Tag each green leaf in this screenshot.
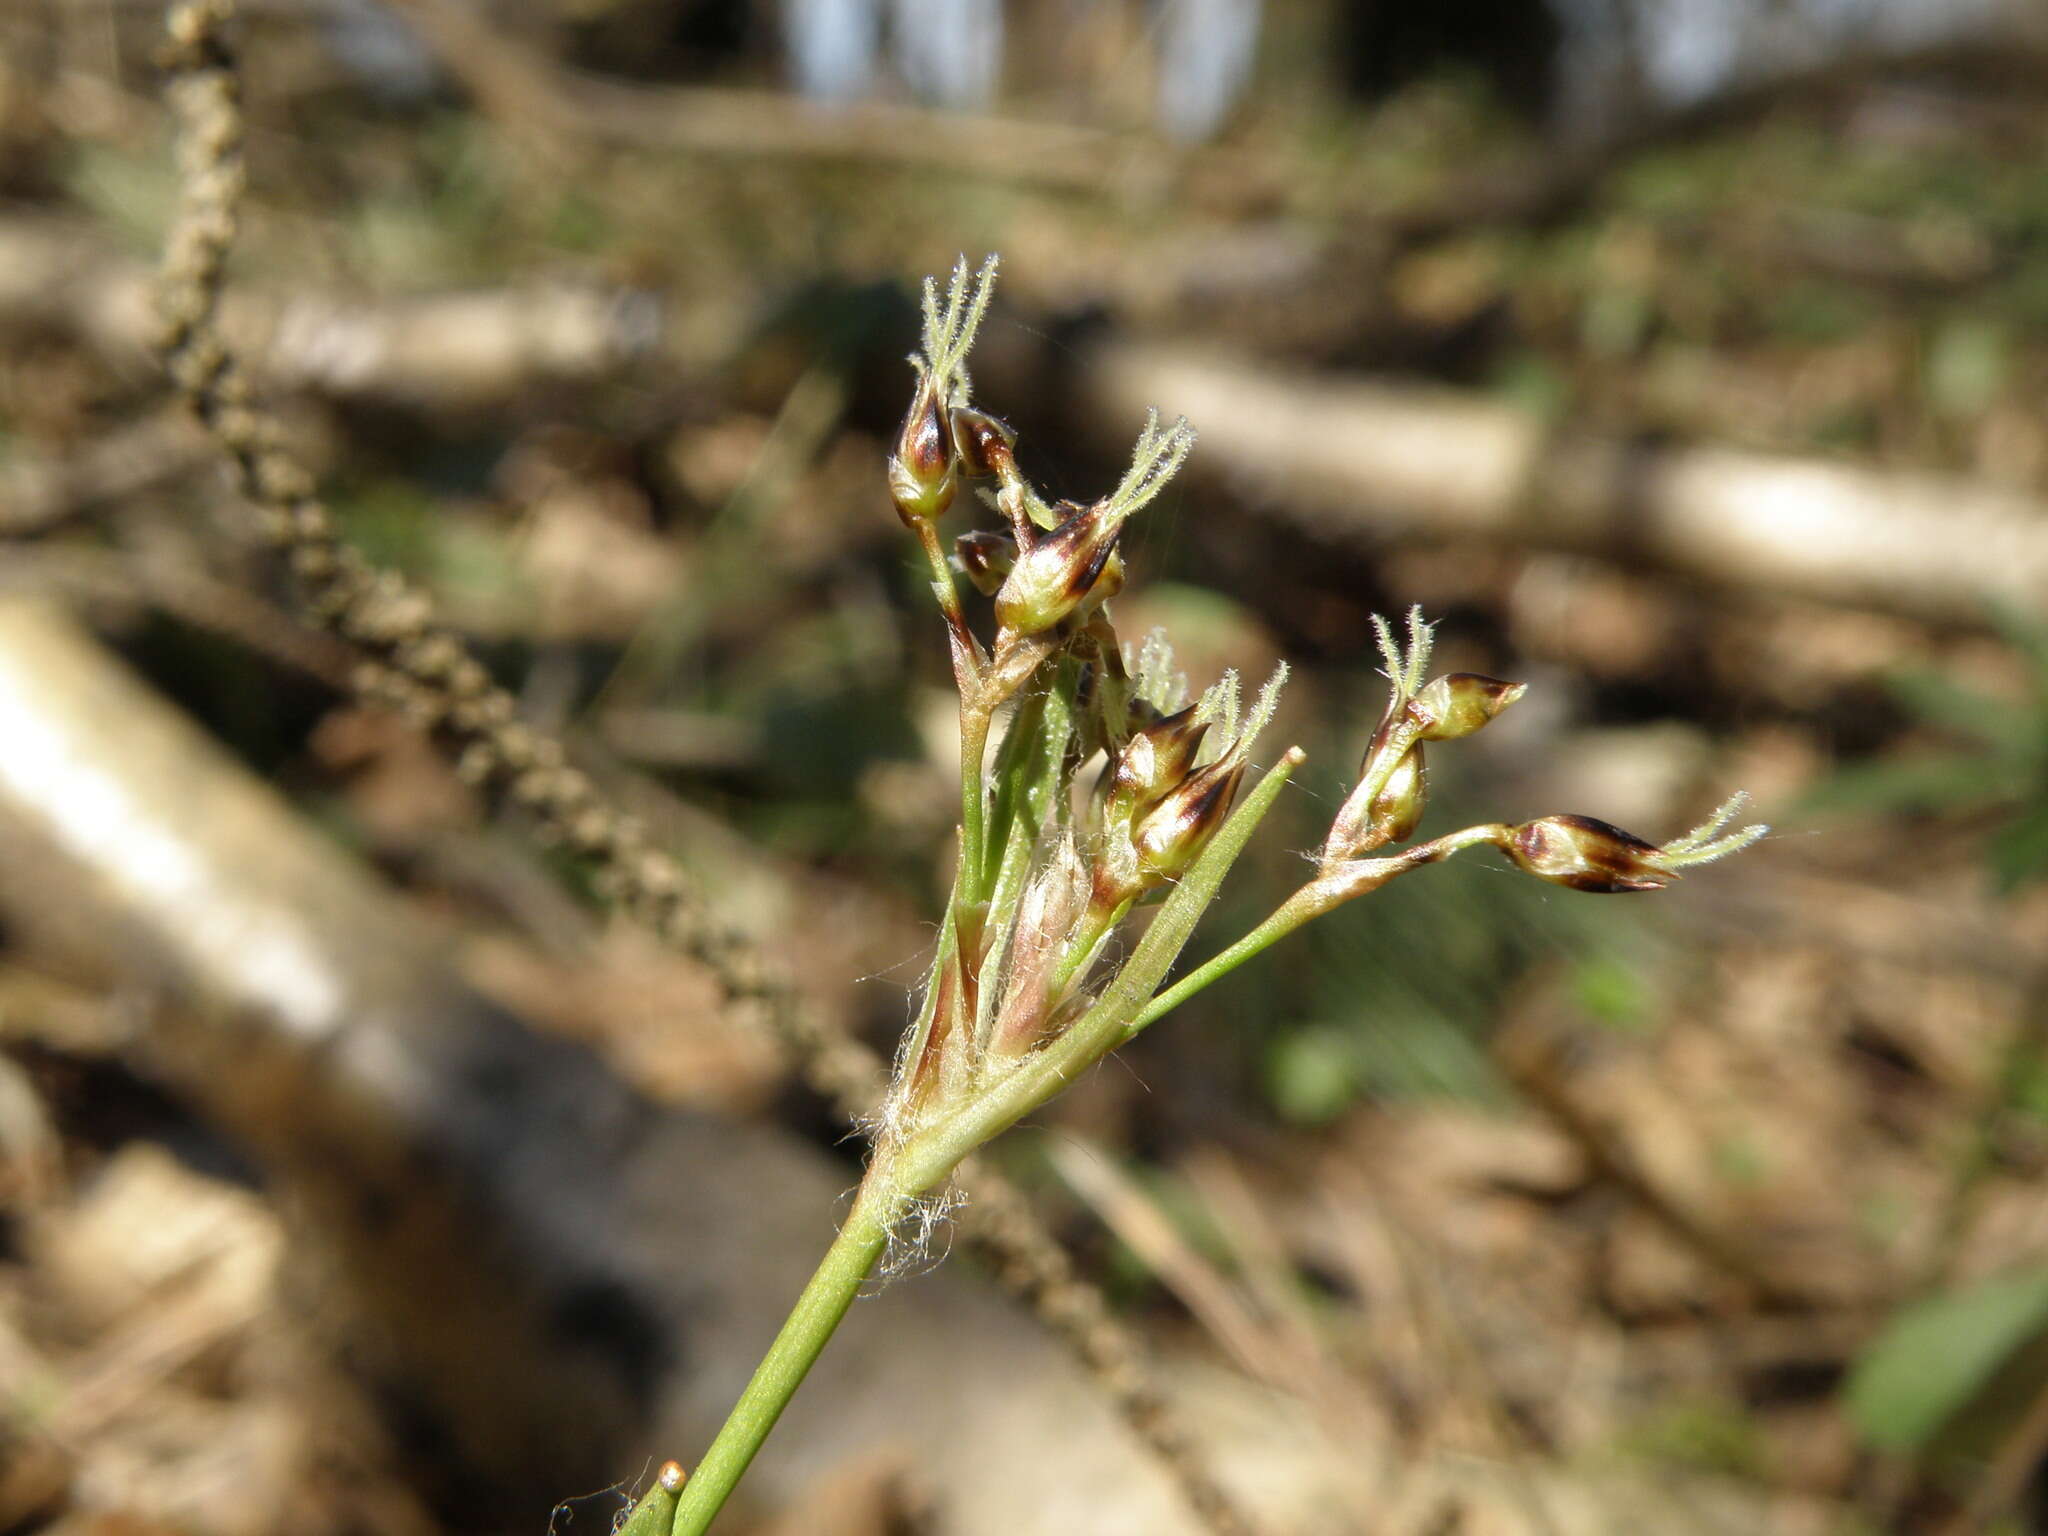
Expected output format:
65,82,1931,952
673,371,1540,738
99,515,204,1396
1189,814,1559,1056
1572,954,1653,1032
1845,1267,2048,1452
1987,605,2048,707
1883,670,2034,755
1925,317,2010,419
1988,796,2048,893
1799,753,2021,818
2006,1045,2048,1124
1264,1027,1358,1127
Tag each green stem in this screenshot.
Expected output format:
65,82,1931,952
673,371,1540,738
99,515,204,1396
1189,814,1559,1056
911,522,990,897
912,516,968,636
954,636,1064,918
979,690,1043,885
669,1184,897,1536
1124,884,1327,1039
1127,820,1511,1040
668,753,1305,1531
957,701,993,910
619,1463,685,1536
667,738,1309,1534
894,749,1304,1196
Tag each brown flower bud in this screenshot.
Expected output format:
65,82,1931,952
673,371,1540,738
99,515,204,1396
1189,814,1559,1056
887,377,955,525
951,406,1016,479
993,501,1120,636
1406,674,1525,742
1133,755,1245,886
1506,814,1671,893
954,529,1017,596
1109,706,1211,819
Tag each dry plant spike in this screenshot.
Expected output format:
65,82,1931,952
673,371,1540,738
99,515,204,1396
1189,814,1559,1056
151,6,1245,1532
156,0,872,1115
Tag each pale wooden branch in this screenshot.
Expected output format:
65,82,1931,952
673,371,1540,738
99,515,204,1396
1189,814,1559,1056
0,598,1266,1535
1086,340,2048,626
0,219,657,407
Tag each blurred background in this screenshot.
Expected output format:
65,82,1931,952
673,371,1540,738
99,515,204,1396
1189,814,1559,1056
4,0,2048,1531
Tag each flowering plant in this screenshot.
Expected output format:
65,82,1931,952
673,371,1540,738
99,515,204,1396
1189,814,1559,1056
648,258,1767,1533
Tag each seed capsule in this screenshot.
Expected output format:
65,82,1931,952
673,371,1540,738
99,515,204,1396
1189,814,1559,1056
1132,755,1246,886
887,377,956,525
954,529,1017,595
1109,705,1211,819
951,406,1017,479
993,501,1120,636
1506,814,1671,893
1367,745,1427,845
1406,674,1525,742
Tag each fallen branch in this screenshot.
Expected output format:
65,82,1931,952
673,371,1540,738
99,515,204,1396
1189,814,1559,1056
0,597,1261,1533
0,219,657,408
1087,341,2048,626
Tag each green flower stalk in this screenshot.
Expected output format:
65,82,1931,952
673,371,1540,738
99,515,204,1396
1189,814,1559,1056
662,260,1770,1533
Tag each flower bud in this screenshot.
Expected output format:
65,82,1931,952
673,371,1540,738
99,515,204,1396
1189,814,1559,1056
993,501,1120,636
1406,674,1525,741
953,529,1017,596
1368,744,1427,844
1109,706,1210,823
1506,814,1671,893
887,377,955,525
1132,755,1245,886
951,406,1016,479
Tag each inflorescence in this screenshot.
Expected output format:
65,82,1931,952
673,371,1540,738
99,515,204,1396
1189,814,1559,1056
873,256,1769,1167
